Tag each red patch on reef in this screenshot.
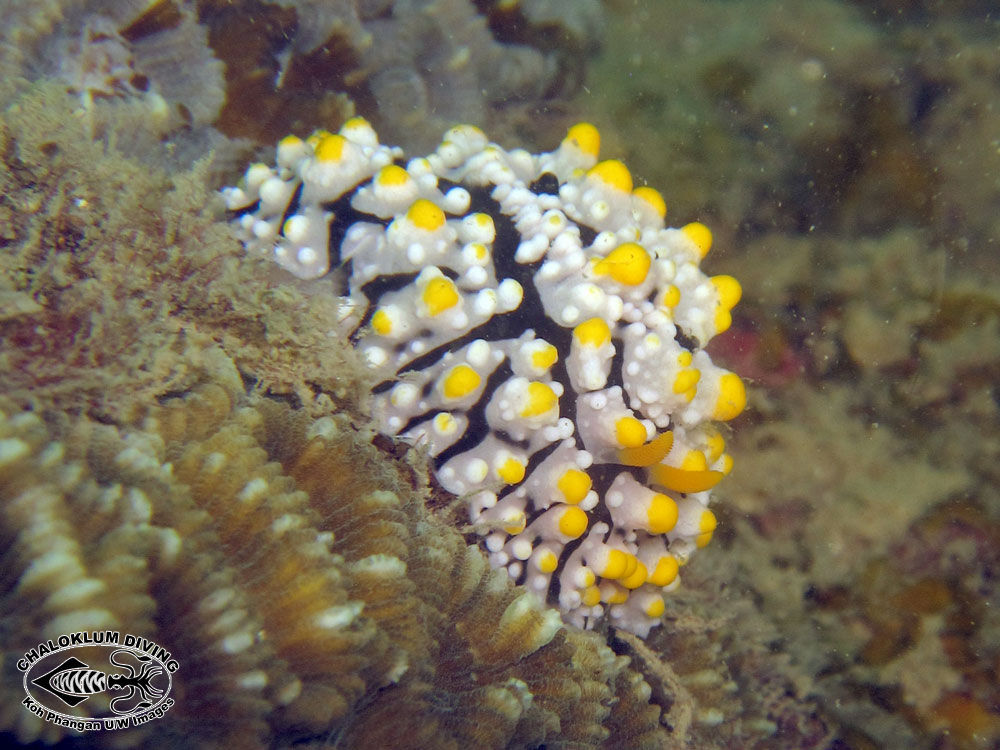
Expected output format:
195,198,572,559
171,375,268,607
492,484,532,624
707,317,806,389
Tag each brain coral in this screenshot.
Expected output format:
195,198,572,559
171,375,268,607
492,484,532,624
0,374,672,748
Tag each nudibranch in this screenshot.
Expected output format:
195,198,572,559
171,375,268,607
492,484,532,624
223,118,746,636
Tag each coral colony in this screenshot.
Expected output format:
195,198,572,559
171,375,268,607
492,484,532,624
224,119,745,636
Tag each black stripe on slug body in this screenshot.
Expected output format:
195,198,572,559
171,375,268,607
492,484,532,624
324,186,389,270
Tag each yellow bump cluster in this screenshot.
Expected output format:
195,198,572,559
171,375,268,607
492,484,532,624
600,549,632,579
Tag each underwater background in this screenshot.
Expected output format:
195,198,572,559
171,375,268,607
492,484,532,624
1,0,998,748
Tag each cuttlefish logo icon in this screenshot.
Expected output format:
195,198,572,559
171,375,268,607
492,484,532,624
31,650,164,711
18,630,177,732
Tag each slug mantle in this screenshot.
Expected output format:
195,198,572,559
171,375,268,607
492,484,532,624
223,119,746,636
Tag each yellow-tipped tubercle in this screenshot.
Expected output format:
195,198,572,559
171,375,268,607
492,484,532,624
423,276,459,316
601,549,629,579
593,243,651,286
537,549,559,574
573,318,612,348
557,469,591,504
314,133,346,162
621,561,648,589
442,364,481,399
565,122,601,158
497,457,526,484
582,585,602,607
672,368,701,395
614,416,648,448
521,382,558,417
681,450,708,472
645,596,666,618
371,309,393,335
704,431,726,463
711,274,742,334
530,343,558,371
646,493,679,534
587,160,633,193
661,284,681,310
648,556,679,587
376,164,411,186
603,584,629,605
695,509,718,548
502,511,526,535
408,198,446,231
633,185,667,219
712,373,746,421
681,221,712,258
557,505,588,538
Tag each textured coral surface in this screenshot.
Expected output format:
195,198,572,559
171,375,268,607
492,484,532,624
0,380,672,748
